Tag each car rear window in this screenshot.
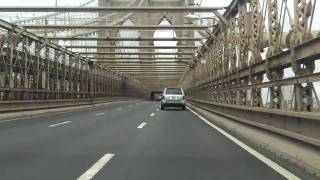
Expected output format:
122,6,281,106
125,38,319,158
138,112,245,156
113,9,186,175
165,88,182,95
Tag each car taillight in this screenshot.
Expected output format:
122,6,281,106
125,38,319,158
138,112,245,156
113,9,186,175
182,96,186,100
161,95,164,99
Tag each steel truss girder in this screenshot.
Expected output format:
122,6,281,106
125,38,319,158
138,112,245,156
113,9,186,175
47,37,204,41
197,37,320,88
0,6,225,12
97,61,189,64
0,19,148,100
112,67,186,69
80,52,194,55
108,66,187,68
183,0,320,114
66,46,198,49
92,57,192,60
21,25,210,31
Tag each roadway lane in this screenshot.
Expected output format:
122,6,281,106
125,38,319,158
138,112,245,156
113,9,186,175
0,101,292,180
0,101,153,180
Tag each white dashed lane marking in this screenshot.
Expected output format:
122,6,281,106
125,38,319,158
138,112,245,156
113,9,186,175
150,113,155,117
48,121,71,127
77,153,115,180
137,122,147,129
95,113,105,116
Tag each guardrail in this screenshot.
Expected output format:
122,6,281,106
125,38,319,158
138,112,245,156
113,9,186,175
188,98,320,148
0,97,139,113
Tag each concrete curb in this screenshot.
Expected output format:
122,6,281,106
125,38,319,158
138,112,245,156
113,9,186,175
0,100,139,122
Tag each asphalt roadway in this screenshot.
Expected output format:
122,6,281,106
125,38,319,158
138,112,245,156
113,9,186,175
0,101,298,180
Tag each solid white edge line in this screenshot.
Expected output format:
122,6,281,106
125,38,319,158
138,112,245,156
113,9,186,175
0,115,48,123
77,153,115,180
137,122,147,129
187,107,301,180
48,121,71,127
150,113,155,117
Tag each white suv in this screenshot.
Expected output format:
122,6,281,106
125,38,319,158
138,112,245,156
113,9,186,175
160,87,186,110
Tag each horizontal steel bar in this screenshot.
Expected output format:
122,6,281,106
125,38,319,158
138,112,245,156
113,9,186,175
130,72,182,77
135,76,180,78
125,72,183,74
141,79,179,81
117,68,185,71
21,25,209,30
114,66,185,70
137,77,180,79
98,61,189,64
93,57,192,60
108,66,187,68
81,52,194,55
66,45,198,49
0,6,225,12
204,72,320,93
121,72,184,74
143,83,179,85
137,76,180,80
145,82,178,84
48,37,204,41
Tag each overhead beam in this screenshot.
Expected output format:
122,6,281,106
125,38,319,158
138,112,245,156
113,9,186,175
135,76,180,78
115,69,186,71
111,67,186,69
65,45,198,49
142,82,179,84
142,79,179,81
113,69,184,73
125,72,183,74
138,79,179,81
125,72,182,76
0,6,225,13
144,83,179,85
108,65,187,68
137,78,180,80
92,57,192,60
21,25,209,30
97,61,189,64
116,71,184,73
80,52,194,55
47,37,203,41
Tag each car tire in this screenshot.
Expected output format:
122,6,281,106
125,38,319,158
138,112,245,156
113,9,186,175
182,106,186,110
161,105,165,110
